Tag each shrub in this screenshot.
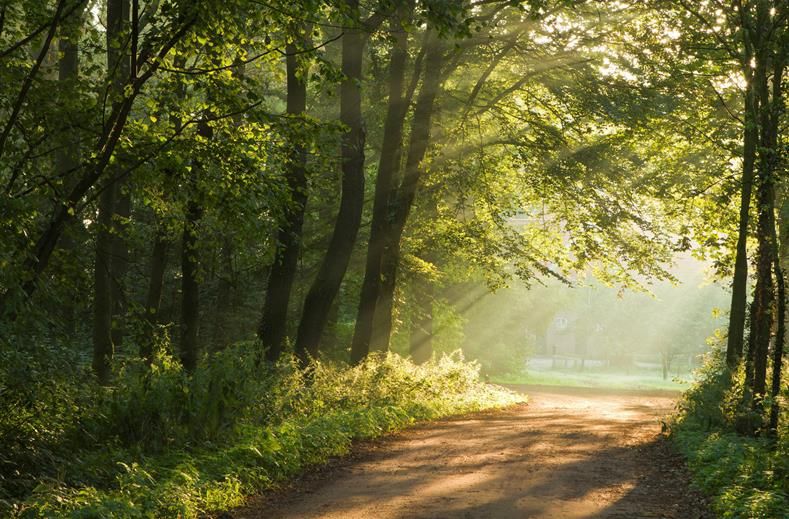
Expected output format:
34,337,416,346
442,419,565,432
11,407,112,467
4,346,521,518
670,345,789,518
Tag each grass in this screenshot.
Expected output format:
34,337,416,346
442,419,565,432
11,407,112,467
669,348,789,518
492,368,691,391
3,348,523,518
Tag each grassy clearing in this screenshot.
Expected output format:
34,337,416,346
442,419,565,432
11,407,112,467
3,347,522,518
492,368,690,391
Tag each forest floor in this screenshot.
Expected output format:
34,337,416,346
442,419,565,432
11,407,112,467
233,385,712,519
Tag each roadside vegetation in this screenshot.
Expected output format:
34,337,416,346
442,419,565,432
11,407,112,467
670,346,789,519
2,347,519,517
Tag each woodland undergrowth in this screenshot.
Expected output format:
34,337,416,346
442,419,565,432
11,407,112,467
670,344,789,518
0,341,521,518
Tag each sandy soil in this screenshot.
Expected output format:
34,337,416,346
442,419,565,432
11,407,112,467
234,385,712,519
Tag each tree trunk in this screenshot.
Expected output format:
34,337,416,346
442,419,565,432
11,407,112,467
92,0,130,383
110,182,131,348
726,78,758,369
743,27,784,424
259,38,309,362
371,248,400,352
769,201,785,435
748,186,775,412
179,119,211,372
359,33,444,360
56,4,83,334
350,7,411,364
180,197,202,372
750,49,782,412
212,238,234,351
140,227,168,362
92,184,116,384
762,49,786,433
294,2,367,361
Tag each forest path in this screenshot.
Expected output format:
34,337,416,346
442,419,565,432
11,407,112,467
235,386,711,519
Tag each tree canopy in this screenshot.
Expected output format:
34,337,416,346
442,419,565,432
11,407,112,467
0,0,787,516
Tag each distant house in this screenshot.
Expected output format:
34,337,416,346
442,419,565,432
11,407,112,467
545,310,577,356
542,310,607,362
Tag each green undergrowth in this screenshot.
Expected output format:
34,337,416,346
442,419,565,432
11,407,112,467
1,344,521,518
669,347,789,518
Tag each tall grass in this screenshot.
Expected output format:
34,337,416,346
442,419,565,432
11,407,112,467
2,344,521,518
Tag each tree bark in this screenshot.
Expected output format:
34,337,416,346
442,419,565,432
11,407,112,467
350,6,412,364
726,78,758,369
93,0,130,383
179,120,211,372
358,33,444,361
140,227,168,362
748,182,775,412
749,45,782,411
294,1,367,361
371,246,400,352
110,182,131,348
768,198,786,435
212,238,234,351
92,183,116,384
56,4,83,334
180,198,202,372
259,38,309,362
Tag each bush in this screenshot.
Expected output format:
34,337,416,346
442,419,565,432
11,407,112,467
670,345,789,518
3,346,521,518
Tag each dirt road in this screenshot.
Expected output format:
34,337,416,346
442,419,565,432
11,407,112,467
236,385,711,519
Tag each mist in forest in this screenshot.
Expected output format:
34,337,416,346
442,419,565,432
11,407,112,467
454,256,730,389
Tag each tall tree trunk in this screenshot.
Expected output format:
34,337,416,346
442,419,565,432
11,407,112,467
750,45,783,412
180,198,202,372
769,201,786,435
179,120,211,372
350,7,411,364
93,0,130,383
92,184,116,384
56,4,83,334
357,33,444,361
370,246,400,352
259,38,309,362
140,227,168,362
742,21,785,427
726,78,758,369
295,2,367,361
110,182,131,348
748,188,774,407
212,238,234,351
764,49,786,434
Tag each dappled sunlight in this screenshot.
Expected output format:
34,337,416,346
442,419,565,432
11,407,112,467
3,0,782,515
242,389,698,519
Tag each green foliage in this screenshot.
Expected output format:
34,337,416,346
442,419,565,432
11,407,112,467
670,346,789,518
3,345,520,518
